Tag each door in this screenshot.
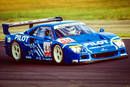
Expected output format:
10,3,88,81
26,26,54,61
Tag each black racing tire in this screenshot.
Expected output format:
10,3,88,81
11,41,24,63
52,44,64,64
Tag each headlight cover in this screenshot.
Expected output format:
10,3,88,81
69,45,82,53
112,39,125,48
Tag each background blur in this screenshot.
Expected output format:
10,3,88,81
0,0,130,39
0,0,130,21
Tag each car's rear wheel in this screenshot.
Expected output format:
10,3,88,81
53,45,64,64
11,41,23,62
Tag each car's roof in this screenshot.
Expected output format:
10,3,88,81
37,21,81,27
25,21,82,34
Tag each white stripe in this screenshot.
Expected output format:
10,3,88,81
85,47,92,53
35,50,40,57
111,37,119,50
62,44,70,48
37,44,44,57
36,47,44,57
31,43,43,57
37,44,44,54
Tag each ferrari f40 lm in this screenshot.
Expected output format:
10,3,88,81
2,17,128,64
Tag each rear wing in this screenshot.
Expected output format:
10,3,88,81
2,17,63,35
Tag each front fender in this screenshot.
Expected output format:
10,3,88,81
99,32,120,40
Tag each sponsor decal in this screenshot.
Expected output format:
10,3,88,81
24,43,52,60
26,56,32,59
101,48,108,52
57,38,75,44
24,43,44,57
15,35,29,42
89,45,109,49
84,40,108,46
44,42,51,57
69,45,82,48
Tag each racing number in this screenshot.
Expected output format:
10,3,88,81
59,38,75,44
44,42,51,57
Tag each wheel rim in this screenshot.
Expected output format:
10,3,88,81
53,45,63,63
12,42,21,60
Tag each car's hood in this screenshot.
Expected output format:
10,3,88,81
56,33,117,54
68,33,102,42
57,33,107,44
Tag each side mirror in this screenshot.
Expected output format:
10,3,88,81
44,36,51,40
99,28,104,32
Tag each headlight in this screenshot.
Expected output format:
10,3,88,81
112,39,125,48
69,45,82,53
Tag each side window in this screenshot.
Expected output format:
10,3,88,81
33,28,39,36
31,26,54,39
29,28,37,36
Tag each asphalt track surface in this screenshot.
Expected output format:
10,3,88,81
0,40,129,87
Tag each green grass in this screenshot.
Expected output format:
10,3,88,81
117,33,130,37
0,8,130,21
0,0,130,21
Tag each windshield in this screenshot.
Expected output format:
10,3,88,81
54,23,96,38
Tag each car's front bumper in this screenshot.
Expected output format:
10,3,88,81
72,53,128,63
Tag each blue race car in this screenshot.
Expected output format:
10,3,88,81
2,17,128,64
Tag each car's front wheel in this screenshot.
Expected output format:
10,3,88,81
53,45,64,64
11,41,23,62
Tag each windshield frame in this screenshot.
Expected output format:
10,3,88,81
54,22,96,38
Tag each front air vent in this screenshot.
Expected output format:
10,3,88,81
91,51,118,58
